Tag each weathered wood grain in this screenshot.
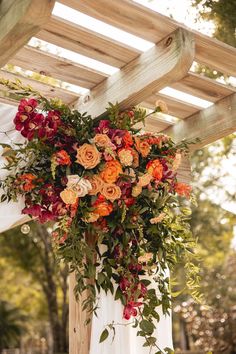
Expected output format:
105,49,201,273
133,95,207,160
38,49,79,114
0,0,55,67
75,29,195,117
10,46,108,89
61,0,236,76
0,70,78,104
163,93,236,150
38,16,139,68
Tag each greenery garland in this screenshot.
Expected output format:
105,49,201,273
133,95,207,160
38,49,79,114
0,79,200,354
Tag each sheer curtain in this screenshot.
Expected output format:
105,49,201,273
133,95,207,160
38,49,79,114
0,102,173,352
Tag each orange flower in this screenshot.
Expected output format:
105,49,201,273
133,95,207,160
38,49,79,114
93,195,113,216
76,144,101,169
60,189,78,204
18,173,37,192
174,182,192,198
146,159,163,180
135,137,151,157
100,160,122,183
123,131,133,147
93,133,112,148
87,175,104,195
101,183,121,202
54,150,71,165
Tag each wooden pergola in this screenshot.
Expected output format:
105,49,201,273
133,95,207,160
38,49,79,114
0,1,236,353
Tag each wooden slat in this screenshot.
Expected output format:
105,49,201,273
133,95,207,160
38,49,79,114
171,72,236,103
38,16,139,68
0,0,55,67
10,46,108,89
62,0,236,76
76,29,195,117
143,94,200,119
0,70,78,104
135,114,172,133
164,93,236,150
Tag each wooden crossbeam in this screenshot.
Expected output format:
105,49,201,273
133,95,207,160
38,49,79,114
164,93,236,150
63,0,236,76
0,0,55,68
76,28,195,117
38,16,139,68
10,46,107,89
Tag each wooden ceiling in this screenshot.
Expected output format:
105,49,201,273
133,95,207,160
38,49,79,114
0,0,235,145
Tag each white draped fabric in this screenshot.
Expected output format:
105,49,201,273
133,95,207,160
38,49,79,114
0,102,173,352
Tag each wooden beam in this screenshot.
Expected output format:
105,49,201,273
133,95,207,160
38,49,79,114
0,0,55,67
0,70,78,104
163,93,236,150
171,72,236,103
10,46,107,89
38,16,139,68
76,28,195,116
61,0,236,76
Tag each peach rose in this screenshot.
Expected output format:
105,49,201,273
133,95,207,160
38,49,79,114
101,183,121,202
150,213,166,224
146,159,163,180
93,134,112,148
135,137,151,157
118,148,133,166
155,99,169,114
100,160,122,183
87,175,104,195
132,184,142,197
138,173,153,187
83,212,100,223
76,144,101,169
60,189,78,205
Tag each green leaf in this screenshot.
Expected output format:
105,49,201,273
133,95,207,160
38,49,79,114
99,328,109,343
140,319,154,335
97,272,106,286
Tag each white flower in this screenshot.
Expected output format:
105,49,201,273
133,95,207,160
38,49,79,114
66,175,92,197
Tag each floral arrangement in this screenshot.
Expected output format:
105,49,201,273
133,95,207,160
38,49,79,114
0,79,198,354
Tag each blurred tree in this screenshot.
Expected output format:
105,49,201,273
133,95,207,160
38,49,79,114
0,300,25,352
0,222,69,354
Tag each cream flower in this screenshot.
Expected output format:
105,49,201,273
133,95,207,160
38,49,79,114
67,175,92,197
118,148,133,166
82,212,100,223
138,173,153,187
60,189,78,205
132,184,142,197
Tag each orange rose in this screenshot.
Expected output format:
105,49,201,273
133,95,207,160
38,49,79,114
118,148,133,166
100,160,122,183
146,159,163,180
87,175,104,195
138,173,153,187
93,195,113,217
76,144,101,169
174,182,192,198
101,183,121,202
60,189,78,204
135,137,151,157
123,131,133,147
93,134,112,148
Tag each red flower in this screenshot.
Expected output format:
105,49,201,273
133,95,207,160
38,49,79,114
120,277,130,292
123,131,133,147
123,196,135,207
21,113,44,140
123,302,142,320
18,98,38,113
22,204,42,217
38,110,61,139
17,173,37,192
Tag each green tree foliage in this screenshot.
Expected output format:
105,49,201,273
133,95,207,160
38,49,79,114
0,222,69,354
0,301,25,351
